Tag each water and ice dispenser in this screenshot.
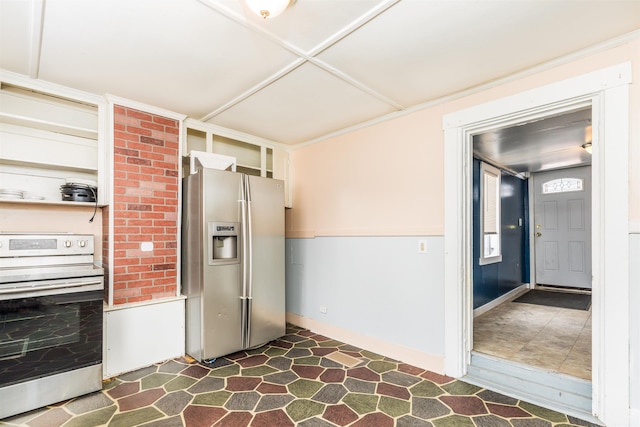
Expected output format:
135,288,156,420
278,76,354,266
208,222,239,265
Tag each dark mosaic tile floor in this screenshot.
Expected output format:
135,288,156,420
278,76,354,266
1,324,600,427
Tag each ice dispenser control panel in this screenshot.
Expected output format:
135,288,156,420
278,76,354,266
208,222,239,265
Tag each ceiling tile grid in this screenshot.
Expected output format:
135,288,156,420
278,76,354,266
0,0,639,145
209,61,398,143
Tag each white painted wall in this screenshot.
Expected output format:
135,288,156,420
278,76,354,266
103,298,185,378
285,236,445,372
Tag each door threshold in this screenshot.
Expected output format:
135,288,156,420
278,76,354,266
534,284,592,295
465,352,602,425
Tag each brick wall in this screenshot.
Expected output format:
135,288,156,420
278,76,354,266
109,105,179,305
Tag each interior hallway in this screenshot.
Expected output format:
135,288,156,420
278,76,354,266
473,300,592,381
0,324,598,427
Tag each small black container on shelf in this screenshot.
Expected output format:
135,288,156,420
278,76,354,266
60,183,97,203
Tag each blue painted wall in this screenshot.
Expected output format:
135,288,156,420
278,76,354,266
472,159,528,309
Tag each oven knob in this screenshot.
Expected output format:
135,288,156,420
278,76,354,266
64,240,72,248
79,240,86,248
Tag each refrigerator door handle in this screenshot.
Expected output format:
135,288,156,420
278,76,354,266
246,178,253,299
245,176,254,347
240,175,249,348
246,296,252,347
240,296,248,348
240,178,248,296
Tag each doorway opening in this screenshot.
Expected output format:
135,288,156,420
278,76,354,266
470,109,594,417
443,63,631,425
471,107,593,377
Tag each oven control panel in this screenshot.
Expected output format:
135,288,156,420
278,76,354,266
0,233,95,257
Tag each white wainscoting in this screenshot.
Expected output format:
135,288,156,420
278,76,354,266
285,236,445,370
103,297,185,378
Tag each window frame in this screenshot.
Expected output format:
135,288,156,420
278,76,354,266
479,162,502,265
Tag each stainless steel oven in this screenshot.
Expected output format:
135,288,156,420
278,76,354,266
0,233,104,419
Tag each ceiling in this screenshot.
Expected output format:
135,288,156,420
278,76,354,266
474,107,593,174
1,0,639,148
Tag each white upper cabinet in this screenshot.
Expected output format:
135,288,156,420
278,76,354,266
183,119,291,207
0,80,106,205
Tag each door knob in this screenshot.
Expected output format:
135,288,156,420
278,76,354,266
536,232,542,237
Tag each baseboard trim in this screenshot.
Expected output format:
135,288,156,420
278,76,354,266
286,312,445,374
473,284,529,318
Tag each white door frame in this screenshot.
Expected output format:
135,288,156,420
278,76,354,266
443,62,631,425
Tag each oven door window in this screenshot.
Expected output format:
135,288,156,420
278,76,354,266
0,290,103,388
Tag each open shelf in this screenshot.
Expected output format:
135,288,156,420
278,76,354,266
0,80,104,205
0,157,98,174
0,112,98,139
0,198,105,208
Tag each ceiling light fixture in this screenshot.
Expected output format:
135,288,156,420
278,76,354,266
244,0,290,19
582,125,592,154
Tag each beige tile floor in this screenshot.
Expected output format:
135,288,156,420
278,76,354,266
473,300,592,381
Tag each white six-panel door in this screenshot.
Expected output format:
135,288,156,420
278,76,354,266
533,166,591,289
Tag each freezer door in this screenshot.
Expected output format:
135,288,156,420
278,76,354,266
183,173,206,360
246,175,286,348
200,168,244,360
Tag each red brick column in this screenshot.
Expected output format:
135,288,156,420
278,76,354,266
109,105,180,305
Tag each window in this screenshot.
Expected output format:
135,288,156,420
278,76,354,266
542,178,583,194
479,162,502,265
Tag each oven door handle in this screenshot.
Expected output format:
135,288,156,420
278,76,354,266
0,279,103,299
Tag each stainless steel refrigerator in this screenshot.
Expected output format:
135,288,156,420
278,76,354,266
182,167,285,362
